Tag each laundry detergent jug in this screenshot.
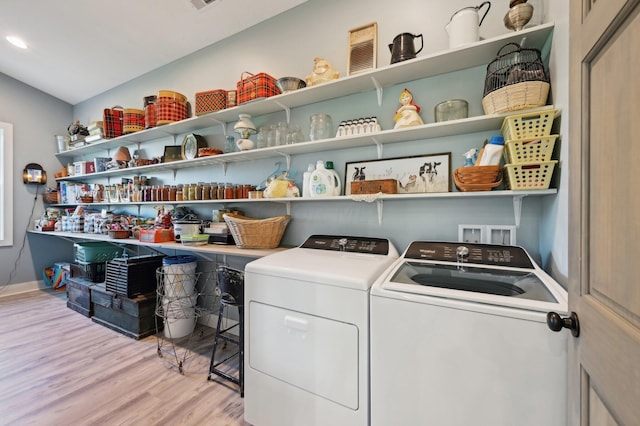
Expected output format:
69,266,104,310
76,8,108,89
309,160,341,197
446,1,491,49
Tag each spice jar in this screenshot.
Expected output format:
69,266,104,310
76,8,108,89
224,183,235,199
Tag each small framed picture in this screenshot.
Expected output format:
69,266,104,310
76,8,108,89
163,146,183,163
345,152,451,195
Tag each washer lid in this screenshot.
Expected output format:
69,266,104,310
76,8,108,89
391,261,556,303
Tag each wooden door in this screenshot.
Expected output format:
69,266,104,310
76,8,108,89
569,0,640,424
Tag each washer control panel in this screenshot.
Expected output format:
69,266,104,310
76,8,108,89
300,235,390,255
404,241,534,269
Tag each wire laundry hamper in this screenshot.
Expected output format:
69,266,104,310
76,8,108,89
482,43,550,114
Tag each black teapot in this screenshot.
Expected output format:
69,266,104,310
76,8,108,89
389,33,424,64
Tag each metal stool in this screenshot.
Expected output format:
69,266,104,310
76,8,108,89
207,266,244,397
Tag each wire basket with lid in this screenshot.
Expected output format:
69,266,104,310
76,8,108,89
482,42,550,114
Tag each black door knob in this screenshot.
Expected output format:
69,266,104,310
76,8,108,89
546,311,580,337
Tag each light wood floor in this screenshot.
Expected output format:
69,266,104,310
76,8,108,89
0,289,249,426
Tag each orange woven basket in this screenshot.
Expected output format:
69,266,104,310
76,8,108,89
453,166,503,192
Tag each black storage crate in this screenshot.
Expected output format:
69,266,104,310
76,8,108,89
71,261,106,283
66,276,97,317
91,283,159,339
105,254,164,298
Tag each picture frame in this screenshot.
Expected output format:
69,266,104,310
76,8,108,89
163,145,183,163
345,152,451,195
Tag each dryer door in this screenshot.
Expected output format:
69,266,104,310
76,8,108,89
248,301,359,409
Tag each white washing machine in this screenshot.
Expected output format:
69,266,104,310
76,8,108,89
370,241,568,426
244,235,399,426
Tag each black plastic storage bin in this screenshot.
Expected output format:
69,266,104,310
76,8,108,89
105,254,165,297
91,283,159,339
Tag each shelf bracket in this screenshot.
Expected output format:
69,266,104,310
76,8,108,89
377,199,383,225
513,195,525,228
222,162,228,176
371,76,383,107
286,201,291,216
274,100,291,124
372,137,383,159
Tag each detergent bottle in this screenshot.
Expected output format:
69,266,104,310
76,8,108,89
302,163,315,197
325,161,342,195
309,160,341,197
478,135,505,166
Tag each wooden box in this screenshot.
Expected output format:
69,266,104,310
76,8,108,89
66,276,97,317
350,179,398,194
91,284,159,339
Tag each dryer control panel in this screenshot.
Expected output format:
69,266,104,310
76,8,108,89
300,235,391,255
404,241,534,269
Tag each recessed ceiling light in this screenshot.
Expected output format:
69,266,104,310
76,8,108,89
6,36,28,49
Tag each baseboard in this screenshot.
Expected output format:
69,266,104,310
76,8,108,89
0,280,51,298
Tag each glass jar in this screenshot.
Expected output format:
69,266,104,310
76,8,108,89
196,182,204,200
256,127,268,149
267,124,277,147
217,183,225,200
224,183,235,199
210,182,218,199
275,122,288,146
202,183,211,200
176,185,183,201
309,113,333,141
187,184,196,201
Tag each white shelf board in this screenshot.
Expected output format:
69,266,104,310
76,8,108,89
56,23,554,160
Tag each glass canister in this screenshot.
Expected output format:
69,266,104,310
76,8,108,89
309,113,333,141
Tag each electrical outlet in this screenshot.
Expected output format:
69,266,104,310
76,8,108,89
458,225,484,244
486,225,516,245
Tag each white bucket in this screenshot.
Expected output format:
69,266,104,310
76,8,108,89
163,316,197,339
161,255,198,338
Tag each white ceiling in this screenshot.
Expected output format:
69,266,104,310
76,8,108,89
0,0,307,105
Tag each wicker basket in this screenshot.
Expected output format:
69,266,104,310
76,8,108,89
223,213,291,249
453,166,503,192
482,43,550,114
482,81,550,114
42,191,59,204
108,230,131,239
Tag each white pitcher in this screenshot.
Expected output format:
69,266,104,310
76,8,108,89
446,1,491,49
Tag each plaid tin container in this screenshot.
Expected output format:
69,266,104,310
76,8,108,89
236,72,280,104
123,108,145,133
195,89,227,116
143,95,157,128
156,90,188,125
102,107,124,139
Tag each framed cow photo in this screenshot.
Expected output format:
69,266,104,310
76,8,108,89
345,152,451,195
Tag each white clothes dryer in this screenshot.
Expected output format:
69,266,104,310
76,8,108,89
244,235,399,426
370,241,568,426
